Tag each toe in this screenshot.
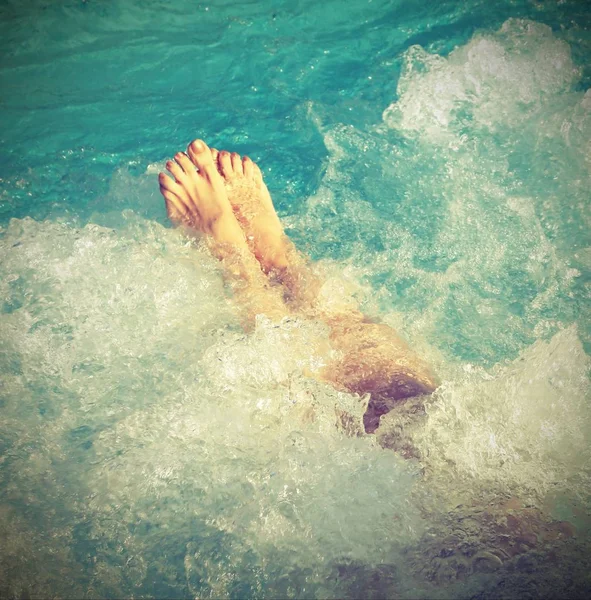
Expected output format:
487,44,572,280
158,171,178,192
166,159,185,183
210,148,223,175
218,150,234,180
187,139,217,179
252,163,264,188
159,173,190,221
242,155,254,178
174,152,195,176
231,152,243,176
159,172,192,207
164,195,186,224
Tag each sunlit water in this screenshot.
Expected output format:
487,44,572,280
1,1,590,598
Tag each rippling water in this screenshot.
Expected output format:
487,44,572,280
1,1,590,598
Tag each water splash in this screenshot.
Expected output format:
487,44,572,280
1,15,590,600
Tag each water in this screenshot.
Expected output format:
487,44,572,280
1,0,590,598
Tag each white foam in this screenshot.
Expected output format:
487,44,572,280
411,326,591,502
384,19,581,140
0,215,422,597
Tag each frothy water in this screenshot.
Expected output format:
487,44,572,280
1,15,590,600
0,215,422,598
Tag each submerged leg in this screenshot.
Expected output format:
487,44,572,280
320,313,439,432
204,147,439,417
162,140,439,431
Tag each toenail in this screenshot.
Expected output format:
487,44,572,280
192,140,205,152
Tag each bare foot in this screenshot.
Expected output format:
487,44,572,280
188,146,290,273
158,140,248,252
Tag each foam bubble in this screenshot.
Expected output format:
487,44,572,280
0,215,422,598
406,326,591,501
384,19,581,140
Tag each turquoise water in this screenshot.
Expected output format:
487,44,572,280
1,0,590,598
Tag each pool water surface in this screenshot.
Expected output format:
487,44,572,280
0,0,590,598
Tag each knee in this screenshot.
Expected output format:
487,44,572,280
333,345,439,401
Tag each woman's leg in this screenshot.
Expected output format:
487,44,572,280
318,312,438,431
200,146,439,409
160,139,439,431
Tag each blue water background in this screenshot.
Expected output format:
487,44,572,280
2,0,590,363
